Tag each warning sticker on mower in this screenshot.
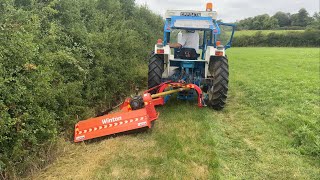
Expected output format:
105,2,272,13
138,122,147,127
76,135,85,141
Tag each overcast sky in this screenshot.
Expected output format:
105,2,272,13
135,0,320,22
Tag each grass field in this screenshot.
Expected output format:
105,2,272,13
30,48,319,179
232,30,305,37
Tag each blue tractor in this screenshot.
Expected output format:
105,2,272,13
148,4,235,110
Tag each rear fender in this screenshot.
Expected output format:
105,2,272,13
154,44,171,78
204,46,225,77
154,44,171,56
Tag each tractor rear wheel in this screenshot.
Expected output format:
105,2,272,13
148,54,164,94
207,56,229,110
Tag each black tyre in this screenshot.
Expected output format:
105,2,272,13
148,54,164,94
206,56,229,110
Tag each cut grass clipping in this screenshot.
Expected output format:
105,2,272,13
31,47,319,179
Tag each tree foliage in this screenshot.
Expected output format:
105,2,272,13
236,14,279,30
0,0,163,178
307,12,320,30
237,8,319,30
273,12,291,27
233,30,320,47
291,8,312,27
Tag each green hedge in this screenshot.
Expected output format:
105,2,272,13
233,30,320,47
0,0,163,178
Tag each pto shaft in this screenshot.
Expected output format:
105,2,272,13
151,87,190,99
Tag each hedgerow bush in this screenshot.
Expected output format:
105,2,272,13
0,0,163,178
233,30,320,47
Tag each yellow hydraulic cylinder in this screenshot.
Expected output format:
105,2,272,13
151,87,190,99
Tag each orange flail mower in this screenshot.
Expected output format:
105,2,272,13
74,82,203,142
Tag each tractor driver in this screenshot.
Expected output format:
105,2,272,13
169,30,200,57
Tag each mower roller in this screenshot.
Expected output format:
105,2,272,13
74,3,235,143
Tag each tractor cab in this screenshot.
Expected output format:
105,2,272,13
160,4,235,58
153,3,235,84
164,9,221,60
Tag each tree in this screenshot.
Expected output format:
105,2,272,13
273,11,291,27
236,14,279,30
236,17,253,30
291,8,312,27
313,12,320,21
307,12,320,29
250,14,279,30
264,17,279,29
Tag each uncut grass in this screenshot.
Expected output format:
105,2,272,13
231,30,305,37
214,47,320,179
229,47,319,135
30,48,319,179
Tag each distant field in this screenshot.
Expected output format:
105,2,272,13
232,30,305,37
31,48,319,179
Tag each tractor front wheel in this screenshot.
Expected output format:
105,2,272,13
206,56,229,110
148,54,164,94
